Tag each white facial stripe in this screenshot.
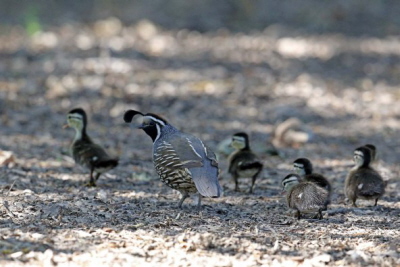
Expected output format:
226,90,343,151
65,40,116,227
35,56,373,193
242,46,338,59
154,124,161,143
145,116,165,126
283,175,299,187
285,176,299,183
293,163,304,169
354,151,364,157
233,136,245,143
69,114,83,120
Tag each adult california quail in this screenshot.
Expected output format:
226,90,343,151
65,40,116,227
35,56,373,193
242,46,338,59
228,132,263,193
345,146,385,207
282,174,329,220
65,108,118,186
124,110,222,208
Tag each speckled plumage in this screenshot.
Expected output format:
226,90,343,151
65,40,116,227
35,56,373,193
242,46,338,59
228,132,263,193
293,158,332,195
345,146,385,207
124,110,222,208
282,174,329,219
67,108,118,186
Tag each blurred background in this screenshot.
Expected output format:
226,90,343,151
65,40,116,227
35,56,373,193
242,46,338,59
0,0,399,165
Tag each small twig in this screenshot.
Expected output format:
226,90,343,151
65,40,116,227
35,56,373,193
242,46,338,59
2,200,15,218
6,180,16,196
259,224,281,254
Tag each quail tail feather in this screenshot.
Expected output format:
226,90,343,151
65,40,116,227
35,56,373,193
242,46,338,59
190,160,222,197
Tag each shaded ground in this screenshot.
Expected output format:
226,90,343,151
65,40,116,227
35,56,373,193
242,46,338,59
1,2,400,266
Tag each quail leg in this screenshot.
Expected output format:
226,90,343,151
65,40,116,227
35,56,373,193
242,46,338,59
249,171,261,194
197,193,202,210
177,193,189,209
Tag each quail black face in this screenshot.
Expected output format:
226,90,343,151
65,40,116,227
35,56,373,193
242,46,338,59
354,146,371,167
293,158,312,176
124,110,168,142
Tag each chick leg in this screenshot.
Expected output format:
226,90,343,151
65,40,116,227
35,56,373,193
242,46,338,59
234,175,239,192
86,167,96,187
295,210,301,220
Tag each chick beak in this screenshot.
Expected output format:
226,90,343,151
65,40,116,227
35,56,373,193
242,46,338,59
62,124,69,129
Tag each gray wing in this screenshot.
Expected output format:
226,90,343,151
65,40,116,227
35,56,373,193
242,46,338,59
168,133,222,197
166,134,204,168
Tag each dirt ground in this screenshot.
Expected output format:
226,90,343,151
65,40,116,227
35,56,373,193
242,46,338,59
1,2,400,266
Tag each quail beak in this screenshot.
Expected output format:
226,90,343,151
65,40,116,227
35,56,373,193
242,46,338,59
128,122,144,129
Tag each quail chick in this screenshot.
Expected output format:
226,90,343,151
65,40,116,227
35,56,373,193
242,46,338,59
124,110,222,208
293,158,332,195
282,174,329,219
228,132,263,193
66,108,118,187
345,146,385,207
